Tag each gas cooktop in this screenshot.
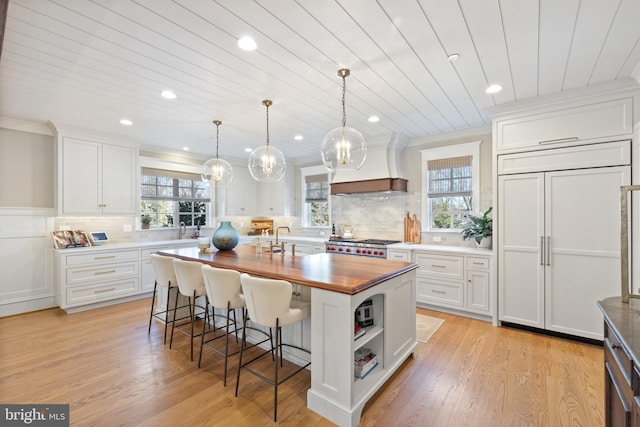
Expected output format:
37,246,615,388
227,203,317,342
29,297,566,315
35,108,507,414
327,238,401,245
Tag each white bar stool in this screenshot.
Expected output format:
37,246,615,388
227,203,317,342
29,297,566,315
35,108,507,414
199,265,246,386
236,273,311,422
148,254,180,344
170,258,208,361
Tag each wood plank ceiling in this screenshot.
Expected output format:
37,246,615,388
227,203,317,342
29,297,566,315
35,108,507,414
1,0,639,164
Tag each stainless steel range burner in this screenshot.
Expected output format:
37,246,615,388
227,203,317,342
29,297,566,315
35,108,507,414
325,238,401,258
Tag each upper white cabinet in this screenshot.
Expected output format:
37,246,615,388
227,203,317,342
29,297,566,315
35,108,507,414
494,97,632,154
220,165,289,216
257,181,285,215
224,166,257,215
60,137,137,215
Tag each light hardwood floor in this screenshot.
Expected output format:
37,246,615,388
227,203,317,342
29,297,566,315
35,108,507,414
0,299,604,426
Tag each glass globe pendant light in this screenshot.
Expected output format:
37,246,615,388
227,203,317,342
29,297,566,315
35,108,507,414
321,68,367,172
202,120,234,186
248,99,286,182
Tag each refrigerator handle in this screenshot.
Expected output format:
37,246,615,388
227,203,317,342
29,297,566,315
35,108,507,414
546,237,551,266
540,236,545,266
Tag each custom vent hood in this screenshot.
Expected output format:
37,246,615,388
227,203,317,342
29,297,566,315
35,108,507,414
330,133,408,195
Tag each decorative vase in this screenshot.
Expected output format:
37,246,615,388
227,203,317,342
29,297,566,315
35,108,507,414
212,221,239,251
475,236,492,249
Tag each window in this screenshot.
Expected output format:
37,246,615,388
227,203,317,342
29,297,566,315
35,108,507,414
421,142,480,231
140,168,210,228
301,166,330,227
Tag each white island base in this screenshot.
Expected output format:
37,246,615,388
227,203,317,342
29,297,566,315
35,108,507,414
307,270,417,427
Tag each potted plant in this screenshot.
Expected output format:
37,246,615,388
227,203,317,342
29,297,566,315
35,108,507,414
460,207,492,248
141,215,152,230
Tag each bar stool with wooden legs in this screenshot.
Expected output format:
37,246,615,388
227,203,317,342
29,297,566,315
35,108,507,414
199,265,246,386
236,273,311,422
170,258,208,361
148,254,181,344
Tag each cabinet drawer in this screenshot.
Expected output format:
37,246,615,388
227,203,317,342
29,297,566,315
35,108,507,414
416,277,463,307
66,278,138,305
66,250,139,266
67,261,139,286
414,252,463,280
606,326,633,387
387,250,410,262
466,257,490,269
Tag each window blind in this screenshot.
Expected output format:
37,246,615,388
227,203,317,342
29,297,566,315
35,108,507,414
305,174,329,202
427,155,472,198
141,167,210,202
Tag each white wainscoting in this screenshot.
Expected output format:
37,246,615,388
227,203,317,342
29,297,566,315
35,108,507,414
0,213,55,316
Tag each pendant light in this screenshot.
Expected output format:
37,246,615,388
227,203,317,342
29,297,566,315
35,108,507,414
248,99,286,182
202,120,234,186
321,68,367,172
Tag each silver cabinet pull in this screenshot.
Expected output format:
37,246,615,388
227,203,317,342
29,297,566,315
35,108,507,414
94,255,116,260
431,264,446,269
94,288,116,294
431,289,446,294
546,237,551,266
94,270,116,275
540,236,545,266
538,137,579,145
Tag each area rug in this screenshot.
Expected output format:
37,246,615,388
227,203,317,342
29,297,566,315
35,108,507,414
416,314,444,343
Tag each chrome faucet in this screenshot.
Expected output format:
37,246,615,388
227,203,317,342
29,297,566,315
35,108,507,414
178,221,187,239
275,226,290,245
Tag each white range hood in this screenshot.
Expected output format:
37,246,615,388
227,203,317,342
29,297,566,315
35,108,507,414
330,133,408,195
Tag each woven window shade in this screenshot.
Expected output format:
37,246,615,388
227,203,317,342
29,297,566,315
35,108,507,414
305,174,329,202
141,168,210,202
427,155,472,198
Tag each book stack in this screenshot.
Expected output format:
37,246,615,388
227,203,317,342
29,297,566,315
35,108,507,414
354,324,366,340
354,347,377,379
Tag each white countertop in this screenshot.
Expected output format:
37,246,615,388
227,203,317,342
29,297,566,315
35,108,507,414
52,239,198,253
389,242,493,256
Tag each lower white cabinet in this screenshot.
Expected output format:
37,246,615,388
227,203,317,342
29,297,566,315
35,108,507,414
54,240,197,312
414,250,492,318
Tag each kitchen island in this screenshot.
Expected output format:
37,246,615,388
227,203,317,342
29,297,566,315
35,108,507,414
158,245,418,427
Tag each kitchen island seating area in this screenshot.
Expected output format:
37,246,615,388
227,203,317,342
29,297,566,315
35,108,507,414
236,274,312,422
156,246,418,426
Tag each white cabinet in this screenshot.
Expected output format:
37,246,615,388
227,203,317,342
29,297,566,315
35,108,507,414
60,137,137,215
257,181,285,215
387,249,411,262
54,240,197,313
54,249,140,310
225,167,256,215
414,251,492,317
494,97,632,154
221,166,290,216
498,165,630,340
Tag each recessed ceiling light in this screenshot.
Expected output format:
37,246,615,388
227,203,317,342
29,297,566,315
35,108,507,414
161,90,176,99
447,53,460,62
368,116,379,123
182,147,189,151
244,147,252,153
119,119,133,126
294,135,303,141
237,36,257,51
486,84,503,94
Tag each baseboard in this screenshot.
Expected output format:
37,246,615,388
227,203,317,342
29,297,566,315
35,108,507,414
0,297,56,318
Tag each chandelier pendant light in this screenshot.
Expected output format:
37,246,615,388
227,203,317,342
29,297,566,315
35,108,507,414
248,100,286,182
321,68,367,172
202,120,234,186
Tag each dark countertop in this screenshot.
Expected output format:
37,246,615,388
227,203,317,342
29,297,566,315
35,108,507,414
158,245,418,295
598,296,640,365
